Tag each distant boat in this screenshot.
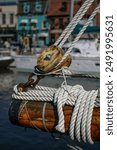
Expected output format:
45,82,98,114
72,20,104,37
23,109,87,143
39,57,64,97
63,39,100,74
13,39,100,74
13,54,39,72
0,56,14,69
0,48,14,69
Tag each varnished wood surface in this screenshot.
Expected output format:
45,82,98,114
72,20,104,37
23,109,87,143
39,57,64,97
9,100,100,141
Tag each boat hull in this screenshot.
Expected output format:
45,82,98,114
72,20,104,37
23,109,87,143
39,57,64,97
13,55,38,72
14,55,100,73
70,56,100,73
0,57,14,69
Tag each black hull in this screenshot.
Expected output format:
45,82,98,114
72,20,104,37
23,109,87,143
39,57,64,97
0,58,14,69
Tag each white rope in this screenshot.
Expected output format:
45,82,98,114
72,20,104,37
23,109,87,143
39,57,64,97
12,82,99,144
56,4,100,68
54,0,95,47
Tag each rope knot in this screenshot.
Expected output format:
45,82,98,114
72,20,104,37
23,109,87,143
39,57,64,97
54,84,98,144
54,84,84,133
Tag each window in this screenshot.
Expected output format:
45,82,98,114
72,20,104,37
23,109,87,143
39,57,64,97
51,18,55,29
10,14,14,24
20,22,27,26
35,2,42,13
31,23,36,28
20,22,27,31
2,14,6,24
72,48,81,54
18,3,23,14
60,2,67,12
51,34,55,44
31,22,37,31
23,3,30,13
42,21,47,29
59,18,64,29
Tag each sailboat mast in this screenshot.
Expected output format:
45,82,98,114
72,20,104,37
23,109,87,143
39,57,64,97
69,0,75,41
70,0,75,21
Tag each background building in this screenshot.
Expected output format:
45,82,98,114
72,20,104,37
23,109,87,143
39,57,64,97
0,0,100,48
47,0,100,44
0,0,17,44
17,0,49,50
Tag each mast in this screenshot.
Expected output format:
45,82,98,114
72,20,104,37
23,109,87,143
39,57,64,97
70,0,75,21
69,0,75,42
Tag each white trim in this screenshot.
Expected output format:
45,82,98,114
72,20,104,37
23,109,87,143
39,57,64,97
38,33,48,37
31,19,37,23
21,19,28,23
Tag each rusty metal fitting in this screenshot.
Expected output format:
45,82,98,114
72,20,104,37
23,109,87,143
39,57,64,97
17,73,43,92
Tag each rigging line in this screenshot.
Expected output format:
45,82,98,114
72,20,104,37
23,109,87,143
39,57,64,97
56,4,100,68
54,0,95,47
54,0,93,46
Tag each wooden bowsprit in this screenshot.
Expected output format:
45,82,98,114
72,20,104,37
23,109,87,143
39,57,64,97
9,100,100,142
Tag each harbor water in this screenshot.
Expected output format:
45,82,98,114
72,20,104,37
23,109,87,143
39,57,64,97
0,68,100,150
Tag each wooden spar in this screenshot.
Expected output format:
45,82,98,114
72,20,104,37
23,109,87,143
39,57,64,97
9,100,100,141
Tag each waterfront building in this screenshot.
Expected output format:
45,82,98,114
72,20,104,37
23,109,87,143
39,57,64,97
0,0,17,44
17,0,49,50
47,0,100,44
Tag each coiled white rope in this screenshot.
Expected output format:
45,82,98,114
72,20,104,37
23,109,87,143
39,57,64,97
12,81,99,144
54,0,95,47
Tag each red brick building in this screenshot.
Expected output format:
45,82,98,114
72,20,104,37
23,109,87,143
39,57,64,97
47,0,100,44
